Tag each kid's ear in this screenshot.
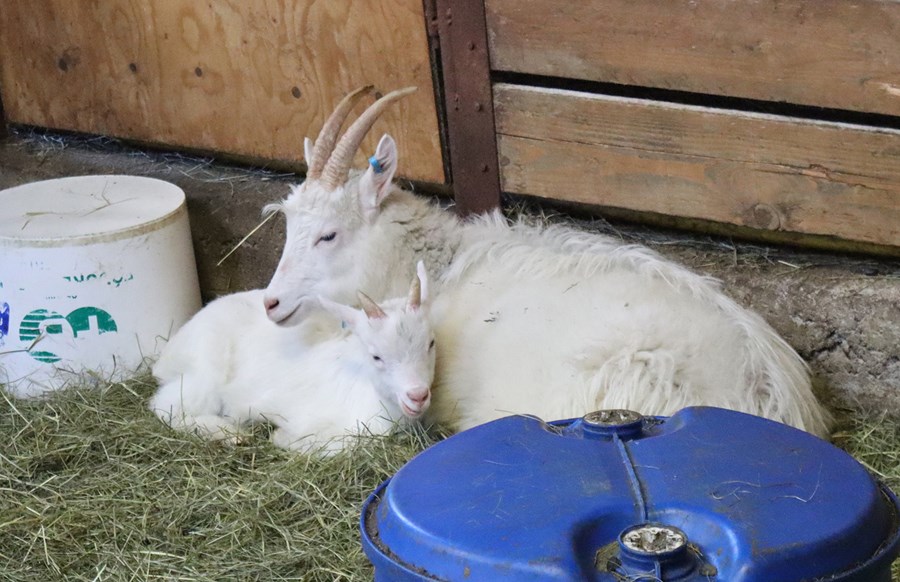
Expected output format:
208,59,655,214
357,291,387,320
317,296,363,329
359,134,398,222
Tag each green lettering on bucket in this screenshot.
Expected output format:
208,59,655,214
18,309,67,364
17,306,118,364
19,309,66,342
67,307,118,336
30,350,62,364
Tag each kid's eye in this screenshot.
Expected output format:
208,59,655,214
316,232,337,245
429,339,435,350
372,355,382,363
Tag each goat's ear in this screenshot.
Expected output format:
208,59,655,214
407,274,422,310
317,296,363,329
406,261,430,311
359,134,398,222
304,137,315,167
412,260,430,308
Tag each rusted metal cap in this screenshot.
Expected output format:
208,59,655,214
583,409,643,427
617,524,698,579
620,524,687,555
582,409,644,439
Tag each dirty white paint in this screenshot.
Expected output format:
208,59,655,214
0,175,202,397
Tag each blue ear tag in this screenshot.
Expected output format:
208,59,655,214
369,156,385,174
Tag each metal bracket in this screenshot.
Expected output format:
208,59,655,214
0,88,7,138
431,0,501,216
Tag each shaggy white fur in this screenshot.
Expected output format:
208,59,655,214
428,214,828,436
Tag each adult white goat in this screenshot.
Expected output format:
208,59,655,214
262,86,832,438
262,86,459,325
150,263,435,454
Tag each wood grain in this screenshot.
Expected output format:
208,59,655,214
486,0,900,117
0,0,444,183
495,84,900,248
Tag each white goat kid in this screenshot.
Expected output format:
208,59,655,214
150,264,435,453
262,87,832,438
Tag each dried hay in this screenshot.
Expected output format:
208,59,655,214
834,411,900,581
0,376,436,581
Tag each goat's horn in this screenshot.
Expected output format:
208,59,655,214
307,85,374,180
321,86,417,190
407,274,422,310
357,291,387,320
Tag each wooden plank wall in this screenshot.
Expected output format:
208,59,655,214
486,0,900,116
0,0,444,183
495,85,900,247
486,0,900,250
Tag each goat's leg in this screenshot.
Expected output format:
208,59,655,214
150,376,242,441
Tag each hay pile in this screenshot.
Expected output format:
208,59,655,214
1,378,897,581
0,377,435,581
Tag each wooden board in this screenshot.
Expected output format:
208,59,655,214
486,0,900,117
494,84,900,248
0,0,444,183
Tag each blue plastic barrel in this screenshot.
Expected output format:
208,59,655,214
361,407,900,581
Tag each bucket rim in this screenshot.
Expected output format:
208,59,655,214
0,175,187,247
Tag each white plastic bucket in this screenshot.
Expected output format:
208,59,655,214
0,175,202,397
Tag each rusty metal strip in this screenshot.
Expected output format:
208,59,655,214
432,0,501,216
0,91,6,138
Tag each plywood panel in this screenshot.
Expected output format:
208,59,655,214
494,84,900,248
0,0,444,183
486,0,900,117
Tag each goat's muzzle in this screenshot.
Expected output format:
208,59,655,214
401,387,431,418
263,294,303,326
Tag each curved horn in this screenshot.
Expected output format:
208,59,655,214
321,86,417,190
407,273,422,310
357,291,387,320
307,85,374,180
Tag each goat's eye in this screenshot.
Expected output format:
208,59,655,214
429,339,435,350
372,355,382,363
316,232,337,245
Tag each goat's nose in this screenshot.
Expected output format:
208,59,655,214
406,387,430,404
264,296,280,313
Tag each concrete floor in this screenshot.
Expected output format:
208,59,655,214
1,128,897,420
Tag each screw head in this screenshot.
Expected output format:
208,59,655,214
581,410,644,440
621,524,687,556
616,524,697,579
583,410,643,427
